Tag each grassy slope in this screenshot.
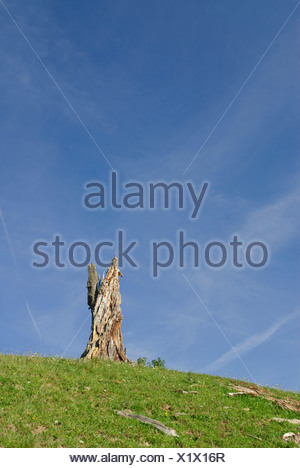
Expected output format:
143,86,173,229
0,354,299,448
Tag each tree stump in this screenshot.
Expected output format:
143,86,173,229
81,257,128,361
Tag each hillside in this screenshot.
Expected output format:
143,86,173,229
0,354,299,448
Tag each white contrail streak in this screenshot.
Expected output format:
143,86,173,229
183,273,256,383
182,1,300,175
202,311,299,373
0,0,114,171
0,208,18,271
25,300,42,340
0,207,42,340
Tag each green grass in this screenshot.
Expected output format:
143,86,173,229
0,353,299,448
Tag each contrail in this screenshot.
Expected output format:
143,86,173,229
0,207,42,340
25,300,42,341
0,207,18,272
202,311,299,373
183,273,256,382
0,0,114,171
182,0,300,175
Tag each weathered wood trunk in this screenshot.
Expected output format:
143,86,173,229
81,257,128,361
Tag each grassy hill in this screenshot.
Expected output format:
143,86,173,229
0,353,299,448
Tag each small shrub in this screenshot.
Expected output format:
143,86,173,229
137,357,147,366
151,357,165,369
137,357,166,369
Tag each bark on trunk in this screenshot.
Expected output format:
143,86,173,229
81,257,128,361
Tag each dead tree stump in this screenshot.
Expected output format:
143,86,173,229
81,257,128,361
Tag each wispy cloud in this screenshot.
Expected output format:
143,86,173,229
202,310,299,373
240,186,300,250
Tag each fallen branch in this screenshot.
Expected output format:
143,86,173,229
272,417,300,425
175,389,198,394
227,384,300,414
245,434,263,441
117,410,178,436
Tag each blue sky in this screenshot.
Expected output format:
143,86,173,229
0,0,299,390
